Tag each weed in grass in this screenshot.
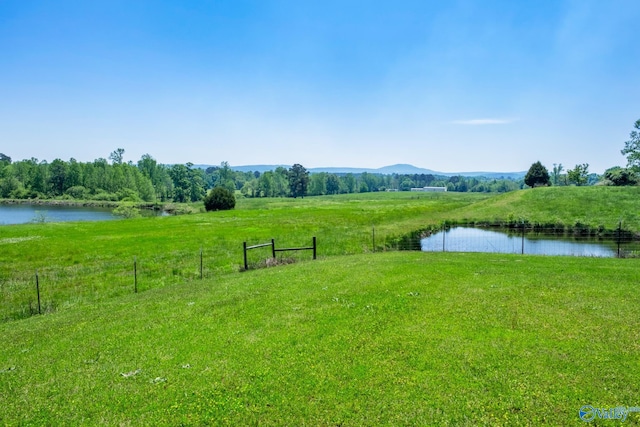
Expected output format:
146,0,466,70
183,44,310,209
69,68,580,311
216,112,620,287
121,369,142,378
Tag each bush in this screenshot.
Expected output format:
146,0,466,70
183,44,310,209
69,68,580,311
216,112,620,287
204,187,236,211
116,188,141,202
113,204,142,219
65,186,89,199
91,191,119,201
524,161,551,187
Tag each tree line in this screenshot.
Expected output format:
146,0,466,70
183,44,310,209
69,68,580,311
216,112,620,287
523,118,640,188
0,150,526,202
4,119,640,204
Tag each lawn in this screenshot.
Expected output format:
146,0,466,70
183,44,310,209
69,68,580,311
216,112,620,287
1,251,639,425
0,191,489,321
2,188,640,425
3,187,640,322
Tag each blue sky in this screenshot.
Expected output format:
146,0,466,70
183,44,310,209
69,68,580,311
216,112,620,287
1,0,638,173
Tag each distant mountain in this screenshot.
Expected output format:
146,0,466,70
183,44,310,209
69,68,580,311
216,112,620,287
225,164,290,173
308,164,442,175
194,163,525,179
308,164,526,179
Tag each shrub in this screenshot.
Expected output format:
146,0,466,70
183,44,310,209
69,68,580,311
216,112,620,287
65,186,88,199
91,191,119,201
204,187,236,211
113,204,142,219
116,188,141,202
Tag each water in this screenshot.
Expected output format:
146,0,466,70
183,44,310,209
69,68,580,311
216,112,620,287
421,227,623,257
0,204,117,225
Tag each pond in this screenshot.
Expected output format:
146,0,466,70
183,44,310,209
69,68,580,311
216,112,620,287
420,227,636,258
0,204,149,225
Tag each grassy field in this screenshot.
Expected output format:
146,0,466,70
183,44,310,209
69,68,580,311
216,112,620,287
1,251,639,425
0,192,489,321
2,187,640,425
2,187,640,322
451,186,640,230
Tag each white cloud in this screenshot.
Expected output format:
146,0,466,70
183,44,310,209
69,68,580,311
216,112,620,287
450,118,517,125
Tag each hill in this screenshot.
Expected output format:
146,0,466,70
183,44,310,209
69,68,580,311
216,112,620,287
3,187,640,322
196,163,526,179
451,185,640,229
1,252,638,424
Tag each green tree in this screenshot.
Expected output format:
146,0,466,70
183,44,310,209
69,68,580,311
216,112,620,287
567,163,589,186
188,164,206,202
551,163,564,186
308,173,327,196
288,164,309,198
258,172,274,197
168,163,205,203
67,158,83,188
216,161,236,193
326,174,340,195
359,172,381,192
49,159,68,196
273,167,290,197
400,178,415,191
241,179,259,197
109,148,125,165
32,160,50,195
168,164,191,203
621,118,640,172
138,154,173,201
0,176,21,198
524,161,551,188
603,167,638,186
341,174,356,193
204,186,236,211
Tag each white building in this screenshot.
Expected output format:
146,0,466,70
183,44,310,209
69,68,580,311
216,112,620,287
410,186,447,192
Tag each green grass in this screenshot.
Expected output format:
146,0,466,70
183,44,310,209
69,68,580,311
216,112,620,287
0,192,488,321
451,186,640,230
2,187,640,424
1,252,639,425
2,187,640,321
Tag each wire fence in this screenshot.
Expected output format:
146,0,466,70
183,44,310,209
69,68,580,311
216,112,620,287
0,238,319,322
389,222,640,257
3,222,640,323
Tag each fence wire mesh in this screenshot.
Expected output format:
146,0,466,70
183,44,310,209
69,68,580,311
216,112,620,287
3,223,640,322
394,223,640,258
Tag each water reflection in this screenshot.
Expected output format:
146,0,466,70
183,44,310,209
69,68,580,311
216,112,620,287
421,227,620,257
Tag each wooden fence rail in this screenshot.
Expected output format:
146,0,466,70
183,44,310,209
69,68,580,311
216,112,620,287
243,237,316,270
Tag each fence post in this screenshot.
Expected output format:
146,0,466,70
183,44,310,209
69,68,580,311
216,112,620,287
271,239,276,259
617,220,622,258
372,226,376,253
521,221,525,255
313,236,317,260
200,247,203,280
442,224,446,252
35,269,41,315
243,242,248,271
134,256,138,293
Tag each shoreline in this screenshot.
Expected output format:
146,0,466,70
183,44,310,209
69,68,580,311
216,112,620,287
0,199,201,216
0,199,165,210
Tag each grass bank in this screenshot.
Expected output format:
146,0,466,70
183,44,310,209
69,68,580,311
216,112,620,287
1,252,639,425
3,187,640,321
451,186,640,230
0,192,488,320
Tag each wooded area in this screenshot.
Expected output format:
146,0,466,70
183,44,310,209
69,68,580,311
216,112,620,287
0,150,535,202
